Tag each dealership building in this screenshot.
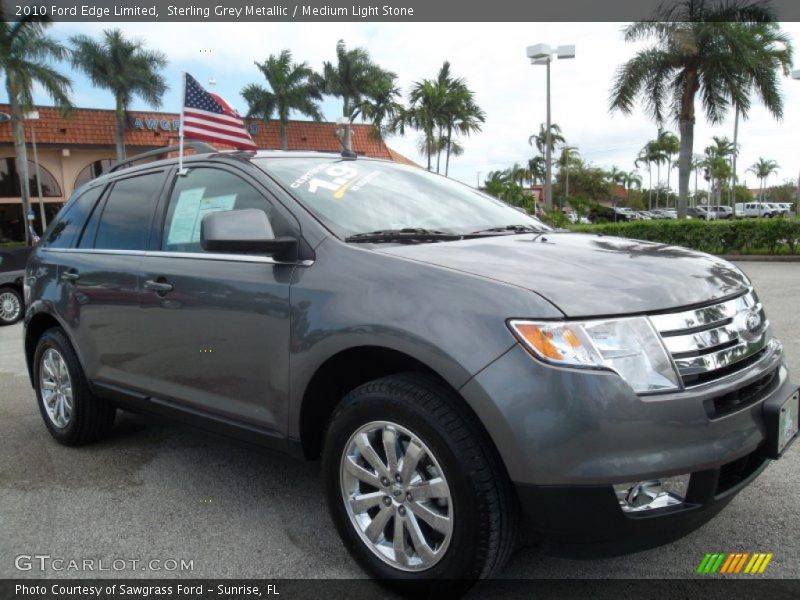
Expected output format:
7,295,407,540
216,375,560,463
0,104,414,242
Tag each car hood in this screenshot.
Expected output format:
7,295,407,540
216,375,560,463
377,232,750,317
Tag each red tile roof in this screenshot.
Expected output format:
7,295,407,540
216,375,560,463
0,104,400,160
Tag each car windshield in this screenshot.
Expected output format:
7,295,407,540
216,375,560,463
256,157,550,238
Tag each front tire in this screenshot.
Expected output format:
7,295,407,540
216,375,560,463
33,327,115,445
322,373,517,591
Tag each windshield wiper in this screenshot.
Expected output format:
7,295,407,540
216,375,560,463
345,228,463,244
468,224,546,235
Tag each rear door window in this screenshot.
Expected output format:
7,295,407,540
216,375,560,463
91,172,165,251
42,185,104,249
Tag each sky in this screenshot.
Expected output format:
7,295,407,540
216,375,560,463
11,21,800,191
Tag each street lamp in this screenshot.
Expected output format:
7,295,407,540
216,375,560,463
24,111,47,231
792,71,800,213
526,43,575,211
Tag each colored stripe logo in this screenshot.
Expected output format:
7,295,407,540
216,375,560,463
696,552,773,574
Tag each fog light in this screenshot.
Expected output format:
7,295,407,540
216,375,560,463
613,474,690,513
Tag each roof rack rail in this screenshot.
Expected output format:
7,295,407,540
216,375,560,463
109,142,217,173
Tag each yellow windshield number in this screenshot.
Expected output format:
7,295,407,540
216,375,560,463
307,164,360,198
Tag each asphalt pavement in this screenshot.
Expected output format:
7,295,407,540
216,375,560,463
0,261,798,586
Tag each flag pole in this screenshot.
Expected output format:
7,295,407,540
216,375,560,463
178,72,186,175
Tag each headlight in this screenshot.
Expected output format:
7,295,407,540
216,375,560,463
509,317,680,393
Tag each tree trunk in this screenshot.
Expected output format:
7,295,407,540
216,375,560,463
279,120,288,151
115,98,127,163
677,119,694,219
342,98,353,152
435,126,442,174
444,125,452,177
655,163,661,209
7,75,32,244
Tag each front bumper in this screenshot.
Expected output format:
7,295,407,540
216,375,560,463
515,444,769,555
459,339,795,552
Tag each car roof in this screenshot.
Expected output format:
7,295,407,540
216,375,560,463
86,149,389,189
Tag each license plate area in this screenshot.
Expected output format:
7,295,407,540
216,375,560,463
763,389,799,459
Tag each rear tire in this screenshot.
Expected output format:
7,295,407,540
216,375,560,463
33,327,115,446
322,373,517,593
0,286,23,325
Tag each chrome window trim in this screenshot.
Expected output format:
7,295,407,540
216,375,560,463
40,247,312,266
144,250,313,267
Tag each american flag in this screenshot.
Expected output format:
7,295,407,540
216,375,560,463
181,73,257,150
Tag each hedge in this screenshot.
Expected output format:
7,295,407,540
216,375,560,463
568,218,800,255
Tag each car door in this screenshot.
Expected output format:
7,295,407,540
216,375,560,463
49,170,168,390
134,163,298,433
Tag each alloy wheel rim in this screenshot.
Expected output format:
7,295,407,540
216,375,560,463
340,420,453,572
39,348,73,429
0,291,20,322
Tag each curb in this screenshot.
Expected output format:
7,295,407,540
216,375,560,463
722,255,800,262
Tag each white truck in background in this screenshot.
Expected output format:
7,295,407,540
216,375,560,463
735,202,779,218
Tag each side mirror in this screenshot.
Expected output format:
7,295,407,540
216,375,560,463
200,209,297,260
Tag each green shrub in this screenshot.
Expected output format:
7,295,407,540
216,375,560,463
568,218,800,255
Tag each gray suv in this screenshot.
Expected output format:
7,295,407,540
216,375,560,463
24,147,799,588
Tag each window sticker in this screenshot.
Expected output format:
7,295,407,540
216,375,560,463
289,163,372,198
167,187,205,245
167,189,237,245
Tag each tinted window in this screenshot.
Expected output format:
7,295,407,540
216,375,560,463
161,168,283,253
93,172,164,251
42,185,104,249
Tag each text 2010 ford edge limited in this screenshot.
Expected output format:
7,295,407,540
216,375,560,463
24,149,798,588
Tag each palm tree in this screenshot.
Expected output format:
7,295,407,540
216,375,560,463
1,14,72,243
703,138,736,205
528,155,546,185
610,1,792,218
394,79,443,171
394,62,483,175
433,62,484,176
316,40,396,152
656,130,680,195
70,29,167,163
528,122,565,160
635,141,666,210
557,146,581,205
620,170,643,202
241,50,322,151
351,76,403,142
747,158,779,203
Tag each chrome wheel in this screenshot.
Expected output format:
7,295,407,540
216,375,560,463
39,348,73,429
0,290,20,323
340,420,453,572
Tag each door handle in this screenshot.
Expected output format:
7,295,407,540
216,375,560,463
143,279,174,293
60,270,79,282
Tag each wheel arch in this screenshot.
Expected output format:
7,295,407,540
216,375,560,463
296,345,496,462
24,310,70,387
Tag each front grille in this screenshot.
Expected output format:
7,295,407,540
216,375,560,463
650,290,771,387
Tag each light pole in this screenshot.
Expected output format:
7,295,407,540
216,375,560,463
24,111,47,231
792,71,800,215
526,43,575,211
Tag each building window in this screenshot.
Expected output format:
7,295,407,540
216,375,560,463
0,157,62,197
74,159,116,189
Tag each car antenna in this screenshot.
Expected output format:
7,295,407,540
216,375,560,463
336,119,358,160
